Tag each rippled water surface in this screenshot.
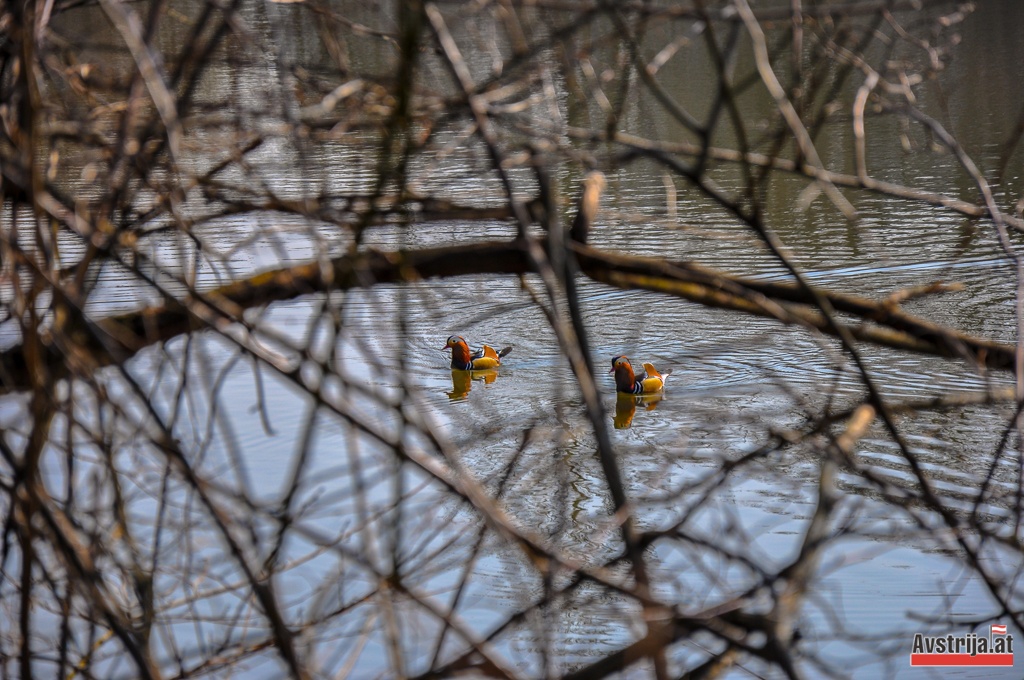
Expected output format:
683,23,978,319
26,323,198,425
16,0,1024,677
118,206,1021,677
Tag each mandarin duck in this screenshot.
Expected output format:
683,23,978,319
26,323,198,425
442,336,512,370
610,355,671,395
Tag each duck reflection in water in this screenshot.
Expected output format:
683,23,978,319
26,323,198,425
614,392,664,429
447,368,499,400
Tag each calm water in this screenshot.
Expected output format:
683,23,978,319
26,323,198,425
15,0,1024,677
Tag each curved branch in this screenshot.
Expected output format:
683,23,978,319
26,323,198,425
0,239,1013,394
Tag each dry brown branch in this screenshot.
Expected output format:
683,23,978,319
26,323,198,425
3,1,1023,677
0,236,1011,397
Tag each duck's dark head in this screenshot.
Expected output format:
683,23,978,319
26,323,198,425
610,355,636,392
442,335,466,351
443,336,473,369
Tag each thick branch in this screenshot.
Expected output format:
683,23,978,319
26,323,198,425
0,239,1012,392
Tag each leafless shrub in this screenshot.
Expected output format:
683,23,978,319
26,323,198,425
0,0,1021,677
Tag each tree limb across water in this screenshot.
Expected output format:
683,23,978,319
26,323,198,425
0,238,1011,392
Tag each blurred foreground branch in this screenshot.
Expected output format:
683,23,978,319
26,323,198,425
3,0,1023,677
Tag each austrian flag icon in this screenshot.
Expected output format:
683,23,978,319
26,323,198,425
910,626,1014,667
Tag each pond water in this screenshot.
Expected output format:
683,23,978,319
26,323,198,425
8,0,1024,678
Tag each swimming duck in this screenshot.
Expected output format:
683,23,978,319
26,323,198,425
442,336,512,370
610,355,671,395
